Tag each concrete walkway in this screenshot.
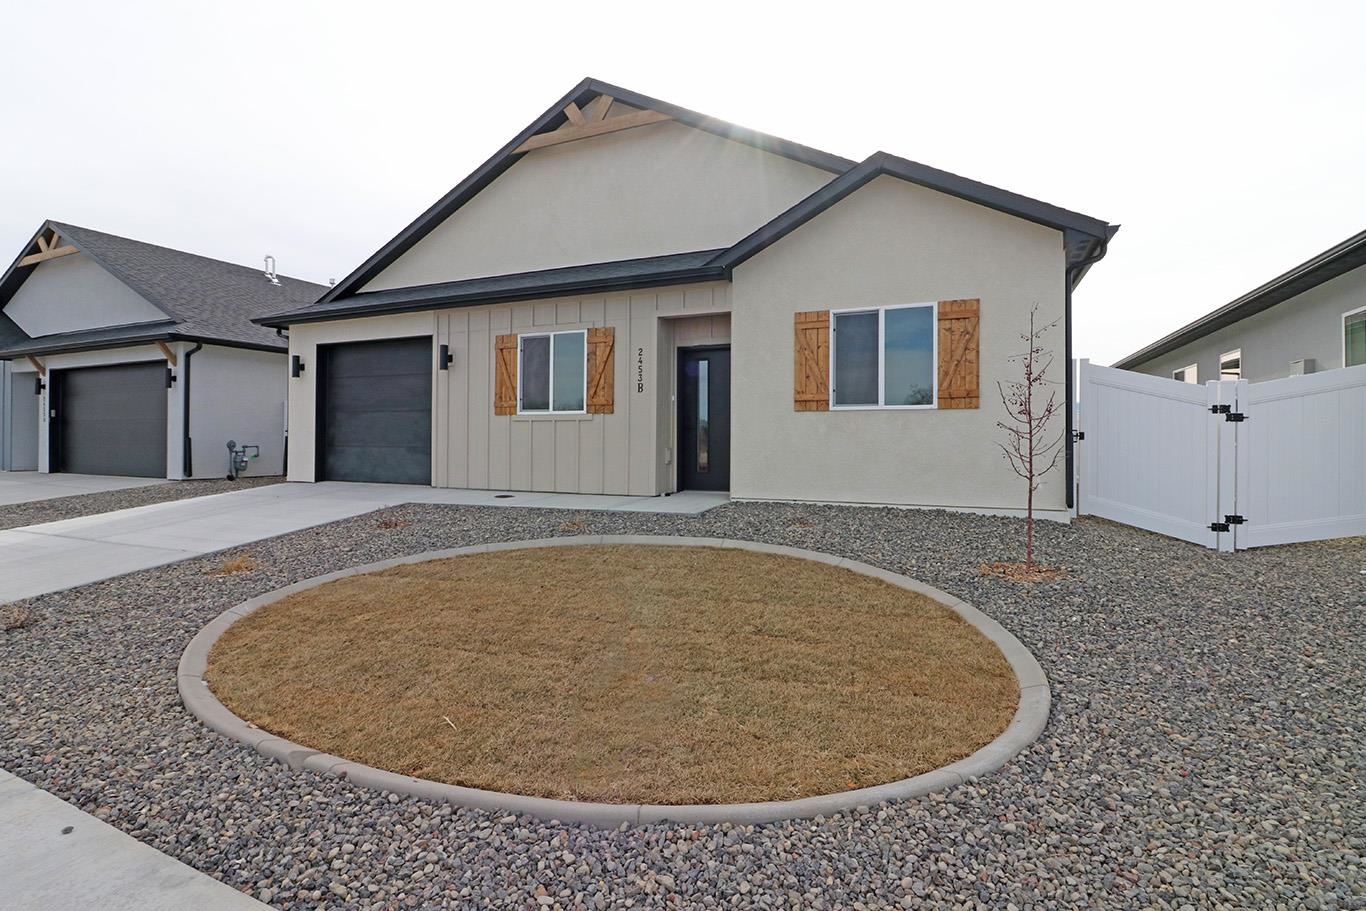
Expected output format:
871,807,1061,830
0,471,167,506
0,768,268,910
0,481,727,603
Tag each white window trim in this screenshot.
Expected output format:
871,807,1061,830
1173,363,1198,384
829,301,938,410
1219,348,1242,380
517,329,588,415
1343,305,1366,368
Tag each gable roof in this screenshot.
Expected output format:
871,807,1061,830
0,221,326,358
715,152,1118,286
266,81,1116,327
1113,227,1366,369
318,77,857,305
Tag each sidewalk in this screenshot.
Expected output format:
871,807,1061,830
0,768,268,910
0,481,727,603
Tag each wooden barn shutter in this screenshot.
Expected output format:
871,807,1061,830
937,299,980,409
494,333,518,415
586,327,615,414
794,310,830,411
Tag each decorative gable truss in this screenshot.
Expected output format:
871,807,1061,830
514,94,674,154
18,227,77,267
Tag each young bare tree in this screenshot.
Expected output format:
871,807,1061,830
996,306,1064,570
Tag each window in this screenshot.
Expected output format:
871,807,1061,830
1345,306,1366,368
1219,349,1242,380
831,303,936,408
1173,363,1198,384
518,330,586,413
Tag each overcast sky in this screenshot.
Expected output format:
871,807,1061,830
3,1,1362,366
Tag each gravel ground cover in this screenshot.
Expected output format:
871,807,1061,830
0,475,283,530
2,502,1362,910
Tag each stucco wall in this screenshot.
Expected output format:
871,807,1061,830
286,285,731,494
1128,265,1366,383
5,253,167,337
361,118,833,291
729,175,1069,513
3,362,39,471
187,346,287,478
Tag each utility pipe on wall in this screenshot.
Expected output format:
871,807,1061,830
182,342,203,477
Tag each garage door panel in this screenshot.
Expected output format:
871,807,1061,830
58,362,167,478
321,337,432,485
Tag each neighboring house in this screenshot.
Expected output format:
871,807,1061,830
0,222,324,479
257,78,1117,518
1115,228,1366,382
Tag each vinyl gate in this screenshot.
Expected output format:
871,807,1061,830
1078,361,1366,550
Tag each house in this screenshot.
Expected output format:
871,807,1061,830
0,222,324,479
257,78,1117,518
1115,228,1366,382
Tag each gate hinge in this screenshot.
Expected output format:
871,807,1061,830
1073,430,1085,441
1209,515,1246,533
1209,404,1246,421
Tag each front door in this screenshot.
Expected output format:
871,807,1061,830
677,346,730,491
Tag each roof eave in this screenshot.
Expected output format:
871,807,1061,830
257,265,728,328
1,331,286,361
1113,228,1366,369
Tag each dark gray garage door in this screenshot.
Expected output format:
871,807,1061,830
319,337,432,485
56,362,167,477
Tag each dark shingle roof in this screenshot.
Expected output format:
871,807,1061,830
258,250,727,327
0,221,327,357
1113,228,1366,369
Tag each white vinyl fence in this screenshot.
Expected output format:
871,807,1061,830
1078,361,1366,550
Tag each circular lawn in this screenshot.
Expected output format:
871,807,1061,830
206,544,1018,805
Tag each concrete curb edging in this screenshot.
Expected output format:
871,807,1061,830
179,536,1051,828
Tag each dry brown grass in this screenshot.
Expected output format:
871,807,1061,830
375,517,411,531
210,553,259,576
978,561,1067,583
207,545,1018,805
2,604,33,631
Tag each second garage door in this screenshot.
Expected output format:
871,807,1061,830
55,362,168,477
319,336,432,485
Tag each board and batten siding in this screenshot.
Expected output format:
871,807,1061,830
289,285,731,494
728,174,1069,514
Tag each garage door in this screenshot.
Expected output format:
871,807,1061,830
55,362,167,477
319,337,432,484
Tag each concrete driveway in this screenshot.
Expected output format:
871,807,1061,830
0,481,727,604
0,471,167,506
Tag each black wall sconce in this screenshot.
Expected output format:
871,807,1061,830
34,376,45,395
439,344,453,370
291,354,305,377
166,367,177,388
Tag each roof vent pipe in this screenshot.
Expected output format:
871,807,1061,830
264,255,281,286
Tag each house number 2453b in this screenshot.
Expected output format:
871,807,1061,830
636,348,645,393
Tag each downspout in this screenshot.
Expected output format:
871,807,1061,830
182,342,203,477
1064,235,1111,510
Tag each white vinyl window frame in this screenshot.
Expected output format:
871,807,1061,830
828,301,939,410
517,329,588,415
1343,305,1366,368
1173,363,1198,384
1219,348,1242,380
